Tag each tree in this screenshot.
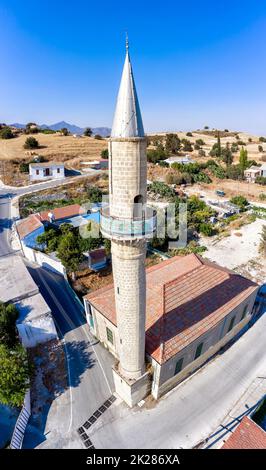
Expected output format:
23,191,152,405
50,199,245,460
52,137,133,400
222,143,233,167
195,139,205,146
230,195,248,211
259,225,266,257
101,148,109,159
259,136,266,143
239,147,248,174
165,134,181,154
36,228,59,252
104,238,111,255
60,127,69,136
24,137,39,149
204,126,209,129
209,132,222,158
87,186,103,203
84,127,92,137
25,122,38,134
19,162,29,173
57,231,83,278
0,302,19,348
0,127,14,139
0,344,30,407
182,139,193,152
147,147,167,163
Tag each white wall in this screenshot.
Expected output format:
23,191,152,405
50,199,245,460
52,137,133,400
29,165,64,181
22,243,66,275
17,316,58,348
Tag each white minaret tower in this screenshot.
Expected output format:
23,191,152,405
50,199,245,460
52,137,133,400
101,39,156,406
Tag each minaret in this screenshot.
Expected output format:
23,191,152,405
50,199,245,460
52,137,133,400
101,40,156,405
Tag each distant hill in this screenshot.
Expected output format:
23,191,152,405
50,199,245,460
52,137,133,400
9,121,111,137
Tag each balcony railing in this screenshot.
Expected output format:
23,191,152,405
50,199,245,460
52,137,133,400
100,206,156,239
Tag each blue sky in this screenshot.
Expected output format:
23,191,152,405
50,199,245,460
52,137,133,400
1,0,266,134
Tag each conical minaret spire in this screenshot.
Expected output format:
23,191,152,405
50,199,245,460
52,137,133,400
111,39,144,138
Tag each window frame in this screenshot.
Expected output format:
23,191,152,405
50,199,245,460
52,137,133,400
174,357,184,375
227,315,236,333
194,342,204,360
106,326,114,345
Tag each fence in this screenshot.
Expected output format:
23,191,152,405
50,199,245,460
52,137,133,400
10,390,31,449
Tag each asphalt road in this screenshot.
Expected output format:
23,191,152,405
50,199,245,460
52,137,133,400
0,177,115,449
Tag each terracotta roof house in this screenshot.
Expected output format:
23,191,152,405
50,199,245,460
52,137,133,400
222,416,266,449
84,254,258,398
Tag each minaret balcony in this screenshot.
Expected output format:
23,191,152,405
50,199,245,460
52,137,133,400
100,206,156,240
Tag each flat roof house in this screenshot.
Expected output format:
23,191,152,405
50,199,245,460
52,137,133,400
244,163,266,183
84,254,258,399
29,161,65,181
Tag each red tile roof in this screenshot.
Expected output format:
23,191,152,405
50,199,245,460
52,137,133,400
16,214,43,239
222,416,266,449
40,204,84,222
85,254,258,364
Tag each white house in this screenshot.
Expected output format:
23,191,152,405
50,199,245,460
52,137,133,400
164,155,194,166
29,161,65,181
244,164,266,183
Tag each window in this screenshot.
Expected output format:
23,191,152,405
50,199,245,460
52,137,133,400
36,169,39,175
106,327,113,345
133,194,144,220
57,168,60,173
227,316,236,333
240,305,248,321
194,342,203,360
175,358,183,375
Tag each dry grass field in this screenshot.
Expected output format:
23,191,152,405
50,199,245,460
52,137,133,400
0,133,107,164
149,130,266,163
0,133,108,185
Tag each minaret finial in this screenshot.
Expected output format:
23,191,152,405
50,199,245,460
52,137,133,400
126,32,129,52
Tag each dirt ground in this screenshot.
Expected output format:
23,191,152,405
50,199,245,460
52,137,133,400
0,133,107,185
186,180,266,202
149,130,266,163
29,339,67,429
201,217,266,284
74,253,162,294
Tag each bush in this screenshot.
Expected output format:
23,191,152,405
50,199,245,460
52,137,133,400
0,127,14,139
0,344,31,407
0,302,19,348
230,195,249,210
195,139,205,146
226,164,243,180
255,176,266,186
19,162,29,173
24,137,39,149
258,145,264,153
193,172,212,184
87,186,103,203
198,149,206,157
186,132,193,137
259,136,266,143
94,134,103,140
148,181,176,199
199,223,214,236
147,147,167,163
101,148,108,159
